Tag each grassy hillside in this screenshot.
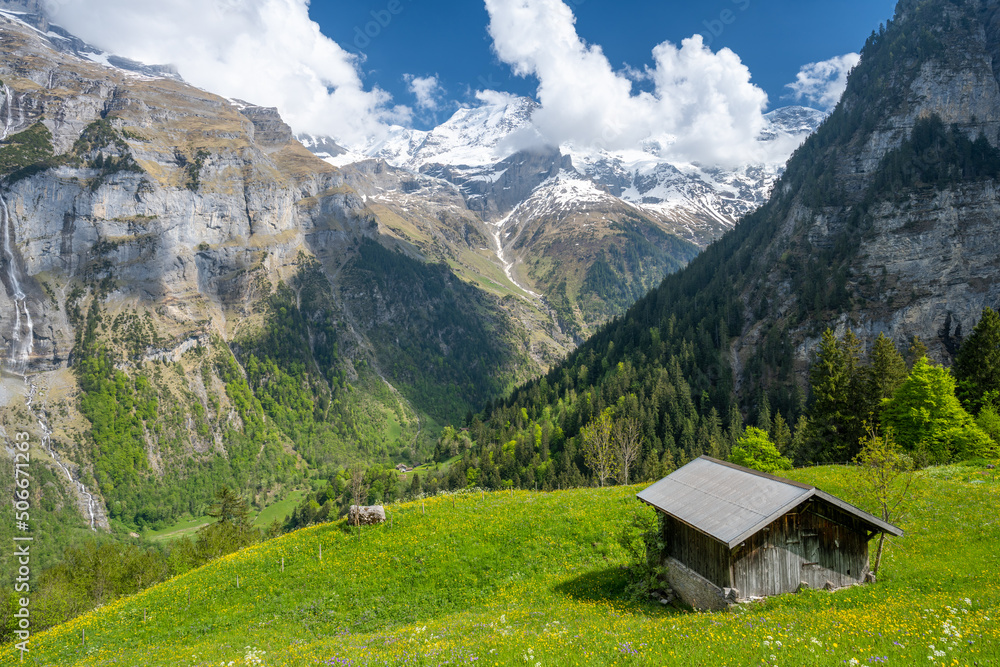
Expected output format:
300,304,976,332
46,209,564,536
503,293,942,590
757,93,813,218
8,463,999,666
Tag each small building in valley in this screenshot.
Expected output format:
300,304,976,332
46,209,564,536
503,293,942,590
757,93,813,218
637,456,903,610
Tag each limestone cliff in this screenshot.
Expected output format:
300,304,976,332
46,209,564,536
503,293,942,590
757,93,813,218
727,0,1000,403
0,10,529,532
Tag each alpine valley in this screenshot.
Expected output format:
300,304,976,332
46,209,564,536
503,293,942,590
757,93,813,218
0,1,822,537
3,0,1000,661
466,0,1000,483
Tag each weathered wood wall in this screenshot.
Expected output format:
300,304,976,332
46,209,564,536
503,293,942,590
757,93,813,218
662,515,731,589
731,499,870,597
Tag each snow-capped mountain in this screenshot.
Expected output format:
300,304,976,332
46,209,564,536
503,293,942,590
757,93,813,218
297,96,826,338
296,133,348,162
303,95,539,171
388,95,539,170
763,105,830,139
0,5,180,80
562,106,829,243
304,98,825,245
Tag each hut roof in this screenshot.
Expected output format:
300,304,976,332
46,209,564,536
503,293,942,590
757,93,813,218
637,456,903,549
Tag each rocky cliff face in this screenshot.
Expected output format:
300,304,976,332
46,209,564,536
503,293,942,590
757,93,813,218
0,12,349,369
727,0,1000,400
304,97,825,342
0,10,533,532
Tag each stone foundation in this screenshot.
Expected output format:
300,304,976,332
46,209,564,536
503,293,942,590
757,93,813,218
666,557,733,611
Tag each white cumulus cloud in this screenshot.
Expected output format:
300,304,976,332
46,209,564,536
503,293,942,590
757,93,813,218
786,53,861,111
405,74,444,111
42,0,407,146
483,0,773,167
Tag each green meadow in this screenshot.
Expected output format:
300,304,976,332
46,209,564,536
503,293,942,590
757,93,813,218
7,463,999,666
141,490,310,543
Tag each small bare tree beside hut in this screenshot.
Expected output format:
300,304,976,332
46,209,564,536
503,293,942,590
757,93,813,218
854,424,915,576
349,467,370,527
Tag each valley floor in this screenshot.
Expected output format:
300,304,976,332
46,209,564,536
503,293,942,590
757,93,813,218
5,464,1000,666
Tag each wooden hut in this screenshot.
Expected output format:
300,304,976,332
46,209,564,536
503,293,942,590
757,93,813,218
637,456,903,610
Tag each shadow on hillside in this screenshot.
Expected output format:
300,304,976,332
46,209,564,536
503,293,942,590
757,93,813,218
553,568,679,616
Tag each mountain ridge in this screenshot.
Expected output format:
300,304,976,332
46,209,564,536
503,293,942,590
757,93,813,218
0,7,536,535
479,0,1000,441
301,99,826,243
296,95,825,339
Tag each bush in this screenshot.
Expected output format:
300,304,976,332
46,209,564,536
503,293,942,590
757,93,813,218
975,405,1000,445
730,427,793,474
883,357,991,463
617,508,668,602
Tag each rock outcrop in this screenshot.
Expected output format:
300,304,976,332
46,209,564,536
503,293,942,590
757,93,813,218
727,0,1000,395
0,10,528,532
348,505,386,526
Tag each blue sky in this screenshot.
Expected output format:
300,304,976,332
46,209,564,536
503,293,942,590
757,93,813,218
312,0,898,128
47,0,898,162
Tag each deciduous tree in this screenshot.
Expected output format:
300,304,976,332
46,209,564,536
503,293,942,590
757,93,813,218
854,425,914,577
611,417,643,486
349,467,371,526
882,357,995,463
730,427,792,474
581,411,617,487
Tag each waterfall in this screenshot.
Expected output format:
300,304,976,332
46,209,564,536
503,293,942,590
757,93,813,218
1,193,33,372
1,86,99,531
0,83,34,372
1,83,11,140
25,382,100,531
491,212,540,300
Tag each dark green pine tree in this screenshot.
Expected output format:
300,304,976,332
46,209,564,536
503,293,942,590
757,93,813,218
953,307,1000,415
756,394,773,433
907,336,928,368
805,329,864,462
861,333,908,422
771,412,793,458
207,486,251,528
